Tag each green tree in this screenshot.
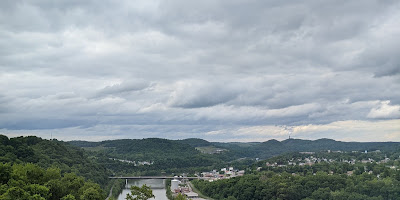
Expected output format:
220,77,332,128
60,194,76,200
29,194,46,200
43,167,61,182
25,184,50,199
310,187,331,199
175,193,188,200
2,186,28,200
126,184,155,200
225,196,237,200
0,163,11,184
80,187,103,200
46,179,67,200
25,163,45,184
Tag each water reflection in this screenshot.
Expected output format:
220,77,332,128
117,179,168,200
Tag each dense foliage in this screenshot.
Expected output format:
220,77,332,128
178,138,213,147
3,135,400,199
110,179,125,199
0,135,110,186
126,184,154,200
211,139,400,159
0,162,104,200
253,151,400,174
192,150,400,200
69,138,225,175
193,170,400,200
0,134,113,199
69,137,400,177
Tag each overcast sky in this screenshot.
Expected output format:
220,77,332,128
1,0,399,142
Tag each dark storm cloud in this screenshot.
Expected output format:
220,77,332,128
0,0,399,141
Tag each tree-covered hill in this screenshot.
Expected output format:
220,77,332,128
69,138,224,172
0,135,110,186
192,150,400,200
178,138,212,147
280,138,400,152
211,138,400,159
2,135,400,199
68,137,400,175
69,137,400,163
0,135,108,199
70,138,200,161
193,170,400,200
0,163,105,200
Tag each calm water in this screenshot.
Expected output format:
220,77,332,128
117,179,168,200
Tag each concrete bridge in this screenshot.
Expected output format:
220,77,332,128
109,176,203,180
109,176,206,189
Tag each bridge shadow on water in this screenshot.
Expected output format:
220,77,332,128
119,179,169,200
126,179,166,189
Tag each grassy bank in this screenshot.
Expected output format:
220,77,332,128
189,181,213,200
165,179,174,200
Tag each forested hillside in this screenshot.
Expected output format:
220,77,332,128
67,137,400,178
0,135,107,200
2,135,400,199
0,163,104,200
193,171,400,200
193,150,400,200
69,138,225,174
0,135,109,186
210,138,400,159
69,138,400,171
178,138,213,147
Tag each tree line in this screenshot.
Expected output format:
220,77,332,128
0,162,104,200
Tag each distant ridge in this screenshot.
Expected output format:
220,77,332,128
69,137,400,160
212,138,400,159
178,138,212,147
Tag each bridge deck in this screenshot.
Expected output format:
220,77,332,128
109,176,203,179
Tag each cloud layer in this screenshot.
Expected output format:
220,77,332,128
0,0,399,141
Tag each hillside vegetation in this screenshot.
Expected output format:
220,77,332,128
2,135,400,199
69,138,225,175
0,135,107,199
193,150,400,200
209,138,400,159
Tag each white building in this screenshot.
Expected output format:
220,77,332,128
171,179,179,191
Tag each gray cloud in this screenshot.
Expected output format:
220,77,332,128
167,80,241,108
95,80,151,98
0,0,399,141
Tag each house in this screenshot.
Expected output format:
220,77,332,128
347,171,353,176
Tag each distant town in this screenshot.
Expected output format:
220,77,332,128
262,150,399,177
109,158,153,166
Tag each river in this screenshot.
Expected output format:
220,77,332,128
117,179,169,200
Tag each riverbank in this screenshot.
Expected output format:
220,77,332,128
166,179,211,200
105,179,125,200
165,179,173,200
188,182,213,200
105,186,112,200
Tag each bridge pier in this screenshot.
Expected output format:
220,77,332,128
125,179,128,188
